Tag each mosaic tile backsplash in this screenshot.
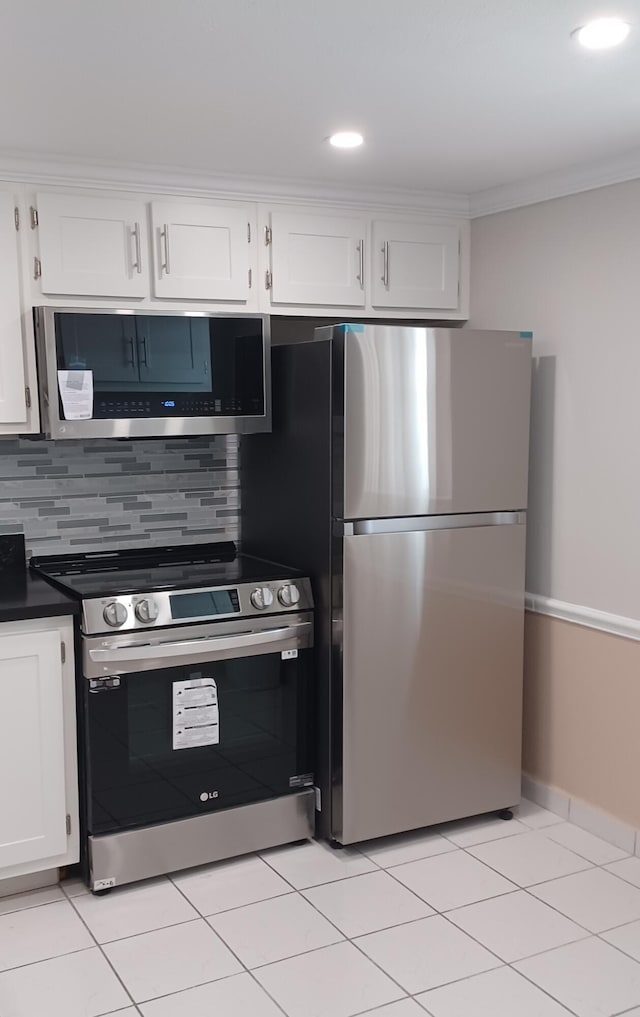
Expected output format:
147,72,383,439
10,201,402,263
0,436,239,557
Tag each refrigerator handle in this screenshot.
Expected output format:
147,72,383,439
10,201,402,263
342,512,526,536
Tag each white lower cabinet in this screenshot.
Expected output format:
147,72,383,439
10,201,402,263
0,616,78,879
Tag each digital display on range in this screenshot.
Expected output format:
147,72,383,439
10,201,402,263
169,589,240,619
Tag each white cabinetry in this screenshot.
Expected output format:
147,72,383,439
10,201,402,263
0,190,29,430
37,192,149,298
266,209,366,307
0,617,79,878
137,315,212,387
370,220,460,309
150,201,255,303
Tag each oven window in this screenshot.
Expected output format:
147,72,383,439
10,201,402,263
54,313,265,419
84,650,313,834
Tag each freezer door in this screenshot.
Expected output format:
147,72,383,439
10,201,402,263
341,326,531,519
337,517,526,844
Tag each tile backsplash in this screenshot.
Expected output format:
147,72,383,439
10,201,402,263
0,436,239,557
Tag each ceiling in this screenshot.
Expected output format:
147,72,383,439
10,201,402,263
3,0,640,198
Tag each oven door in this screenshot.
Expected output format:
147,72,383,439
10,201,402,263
81,615,313,836
34,306,270,439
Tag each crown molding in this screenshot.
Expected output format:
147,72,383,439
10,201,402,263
526,592,640,643
0,151,470,217
5,148,640,221
470,147,640,218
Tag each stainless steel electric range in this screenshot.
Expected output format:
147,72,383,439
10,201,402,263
31,542,315,892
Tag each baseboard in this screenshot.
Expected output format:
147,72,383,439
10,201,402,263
522,774,639,856
0,868,59,898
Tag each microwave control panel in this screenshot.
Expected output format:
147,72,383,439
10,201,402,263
91,395,262,419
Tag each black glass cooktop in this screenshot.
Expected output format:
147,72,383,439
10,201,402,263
30,542,299,599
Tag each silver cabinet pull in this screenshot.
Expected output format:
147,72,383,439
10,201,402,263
381,240,389,288
357,240,364,288
131,222,142,274
161,223,170,274
125,337,136,367
139,335,149,367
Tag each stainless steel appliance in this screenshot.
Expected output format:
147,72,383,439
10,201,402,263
34,307,271,439
31,542,314,890
244,324,531,845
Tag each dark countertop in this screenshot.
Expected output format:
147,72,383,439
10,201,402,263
0,569,79,623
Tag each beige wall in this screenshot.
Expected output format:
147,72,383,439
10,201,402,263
470,181,640,826
524,612,640,828
470,180,640,619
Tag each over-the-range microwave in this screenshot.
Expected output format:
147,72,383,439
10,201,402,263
33,307,271,440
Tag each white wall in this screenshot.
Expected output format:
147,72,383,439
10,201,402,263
470,179,640,620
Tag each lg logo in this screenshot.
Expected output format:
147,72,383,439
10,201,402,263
199,791,219,802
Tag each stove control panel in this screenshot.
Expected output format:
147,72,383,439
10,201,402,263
83,578,313,635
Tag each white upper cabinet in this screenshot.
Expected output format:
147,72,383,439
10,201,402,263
370,220,460,309
150,201,255,302
0,621,77,874
37,192,149,298
137,315,212,388
267,210,366,307
0,191,28,428
22,189,467,318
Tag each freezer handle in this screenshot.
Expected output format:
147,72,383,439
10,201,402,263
342,512,526,536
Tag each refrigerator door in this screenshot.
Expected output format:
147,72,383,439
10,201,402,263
340,326,531,519
336,514,526,844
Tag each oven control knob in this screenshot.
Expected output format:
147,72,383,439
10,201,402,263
278,584,301,607
103,601,128,628
251,587,274,610
135,598,160,623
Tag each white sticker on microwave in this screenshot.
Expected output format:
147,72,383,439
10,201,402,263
57,370,94,420
173,676,219,750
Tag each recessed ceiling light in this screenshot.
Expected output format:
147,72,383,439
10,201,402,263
573,17,630,49
328,131,364,149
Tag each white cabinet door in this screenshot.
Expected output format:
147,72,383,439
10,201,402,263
137,315,211,388
371,220,460,309
0,629,67,869
151,202,253,302
0,192,27,426
268,211,366,306
37,192,149,298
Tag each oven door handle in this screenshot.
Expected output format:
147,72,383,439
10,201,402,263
87,623,311,665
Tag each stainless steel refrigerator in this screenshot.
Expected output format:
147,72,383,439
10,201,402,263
243,324,531,845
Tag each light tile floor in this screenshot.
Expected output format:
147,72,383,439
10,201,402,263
3,800,640,1016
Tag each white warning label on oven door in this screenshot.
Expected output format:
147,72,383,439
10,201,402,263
173,676,219,750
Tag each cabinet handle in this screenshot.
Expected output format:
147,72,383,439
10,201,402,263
131,222,142,274
381,241,389,288
139,335,149,367
161,223,171,274
357,240,364,288
125,337,135,367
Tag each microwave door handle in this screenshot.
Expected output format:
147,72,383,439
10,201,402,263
88,623,310,665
